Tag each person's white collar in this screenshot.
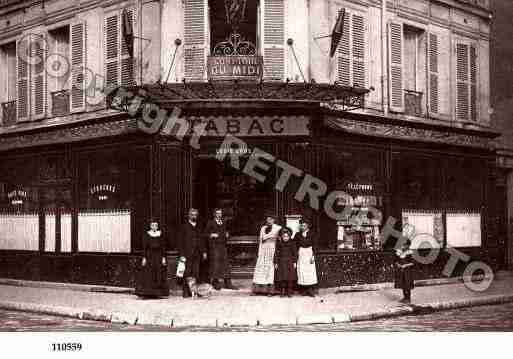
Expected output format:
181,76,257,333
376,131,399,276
189,220,197,227
147,230,161,237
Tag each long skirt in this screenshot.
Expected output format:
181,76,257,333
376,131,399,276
297,247,318,286
252,241,276,291
135,251,169,297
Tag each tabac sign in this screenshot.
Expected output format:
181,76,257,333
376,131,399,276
207,56,263,81
188,116,310,137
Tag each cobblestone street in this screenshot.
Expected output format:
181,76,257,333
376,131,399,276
2,302,513,332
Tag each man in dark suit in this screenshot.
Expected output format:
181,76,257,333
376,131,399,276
204,208,238,290
178,208,207,298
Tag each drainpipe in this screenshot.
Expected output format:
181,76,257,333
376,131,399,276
381,0,388,116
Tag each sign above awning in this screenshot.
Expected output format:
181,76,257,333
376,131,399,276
207,56,263,81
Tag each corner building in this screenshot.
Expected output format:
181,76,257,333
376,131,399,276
0,0,508,287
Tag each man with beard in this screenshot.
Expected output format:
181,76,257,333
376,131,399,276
204,208,238,290
178,208,207,298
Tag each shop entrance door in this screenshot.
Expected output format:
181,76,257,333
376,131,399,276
194,157,276,278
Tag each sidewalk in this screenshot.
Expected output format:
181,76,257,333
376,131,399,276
0,273,512,328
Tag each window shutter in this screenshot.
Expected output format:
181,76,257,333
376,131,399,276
263,0,285,81
388,21,404,112
351,14,365,88
70,22,86,112
121,8,136,87
428,33,439,114
184,0,207,81
337,12,351,86
32,33,47,119
104,13,119,88
456,43,469,121
469,45,477,121
16,37,30,121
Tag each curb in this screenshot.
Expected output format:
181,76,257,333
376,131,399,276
1,293,513,328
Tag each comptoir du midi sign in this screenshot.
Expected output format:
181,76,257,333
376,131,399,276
207,55,263,81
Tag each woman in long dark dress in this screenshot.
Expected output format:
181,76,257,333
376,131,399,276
135,221,169,298
394,239,414,303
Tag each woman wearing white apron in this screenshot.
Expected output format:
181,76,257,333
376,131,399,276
294,218,318,297
252,214,281,296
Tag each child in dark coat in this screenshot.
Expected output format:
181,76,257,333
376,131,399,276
274,227,297,297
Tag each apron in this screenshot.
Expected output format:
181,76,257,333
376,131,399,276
252,240,276,285
297,246,318,286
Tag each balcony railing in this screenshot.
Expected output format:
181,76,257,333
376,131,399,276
51,90,70,117
1,100,16,127
404,90,423,117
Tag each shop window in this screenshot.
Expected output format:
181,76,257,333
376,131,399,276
77,147,150,253
446,211,481,248
316,146,386,251
0,157,39,251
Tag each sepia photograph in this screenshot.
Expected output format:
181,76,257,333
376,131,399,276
0,0,512,351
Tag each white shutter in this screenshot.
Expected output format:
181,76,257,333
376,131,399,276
121,7,136,87
469,45,477,121
388,22,404,112
104,12,119,88
32,33,47,119
263,0,285,81
70,22,86,112
428,33,439,114
456,43,469,121
352,14,365,88
337,11,351,86
184,0,207,81
16,37,30,121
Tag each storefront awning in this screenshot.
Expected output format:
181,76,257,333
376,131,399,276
107,81,369,112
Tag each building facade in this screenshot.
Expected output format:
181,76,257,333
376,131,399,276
0,0,507,288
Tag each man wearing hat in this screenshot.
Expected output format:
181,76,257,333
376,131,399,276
252,212,282,295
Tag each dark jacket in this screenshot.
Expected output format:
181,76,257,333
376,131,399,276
204,219,230,278
177,221,205,278
274,238,298,282
178,221,206,259
293,230,317,252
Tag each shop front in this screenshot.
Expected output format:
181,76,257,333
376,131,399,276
0,83,506,288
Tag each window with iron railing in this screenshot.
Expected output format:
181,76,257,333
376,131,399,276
48,25,71,117
0,41,17,126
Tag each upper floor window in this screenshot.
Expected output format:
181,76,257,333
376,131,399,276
209,0,258,55
456,42,477,121
0,42,16,102
104,8,136,88
0,42,17,126
48,25,71,116
336,9,365,88
388,21,439,117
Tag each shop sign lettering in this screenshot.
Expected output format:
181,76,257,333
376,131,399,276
188,116,310,137
207,56,263,81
